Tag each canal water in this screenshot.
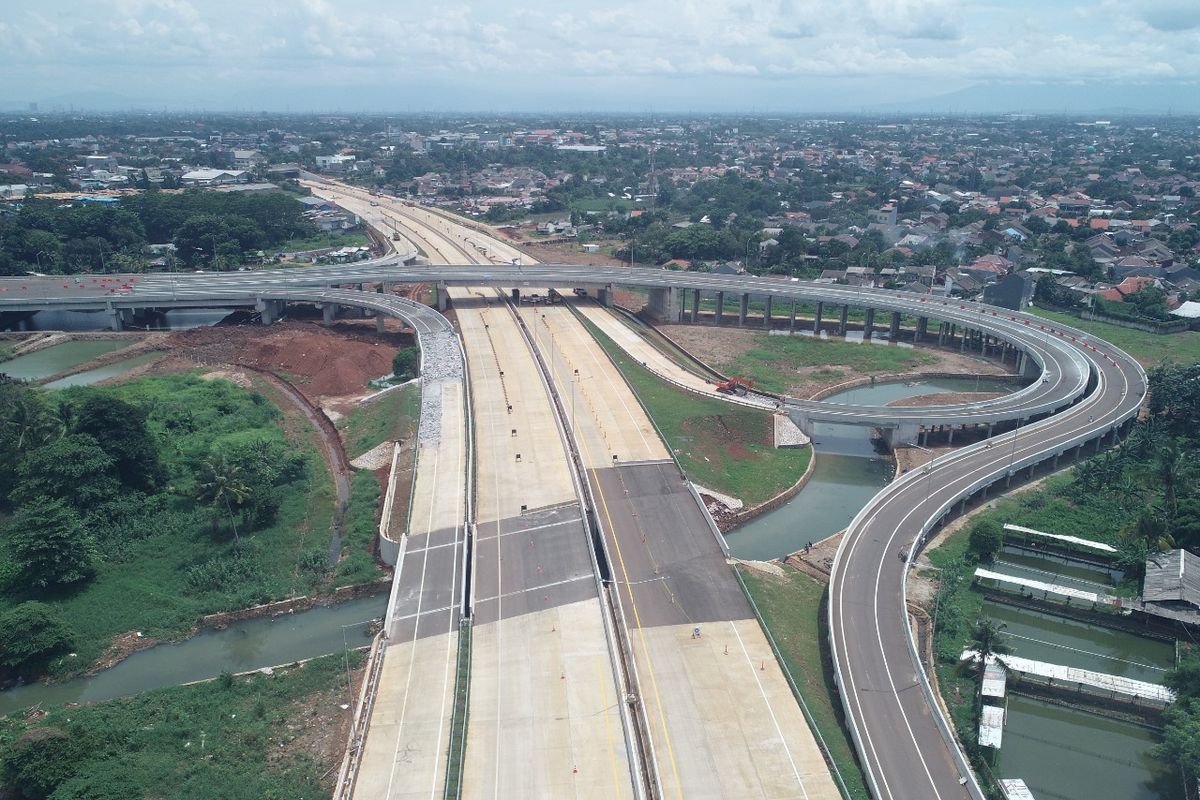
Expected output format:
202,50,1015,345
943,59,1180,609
0,340,131,381
1000,695,1181,800
0,593,387,717
726,377,1017,560
23,307,235,331
44,351,163,389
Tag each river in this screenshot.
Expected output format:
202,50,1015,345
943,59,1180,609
726,376,1018,560
0,593,387,717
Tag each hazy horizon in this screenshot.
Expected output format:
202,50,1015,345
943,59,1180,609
3,0,1199,114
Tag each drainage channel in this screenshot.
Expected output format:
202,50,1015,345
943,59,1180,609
504,291,657,800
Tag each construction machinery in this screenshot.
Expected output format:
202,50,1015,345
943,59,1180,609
715,377,755,395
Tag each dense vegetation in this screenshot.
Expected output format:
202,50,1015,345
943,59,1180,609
0,375,341,681
0,190,314,275
0,651,360,800
927,360,1200,781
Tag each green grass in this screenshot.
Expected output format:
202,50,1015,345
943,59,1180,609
0,652,361,799
717,333,938,395
275,231,370,253
337,471,384,583
337,384,419,460
582,316,812,506
0,374,337,676
1029,306,1200,366
738,565,870,799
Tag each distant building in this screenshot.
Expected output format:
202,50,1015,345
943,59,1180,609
871,204,897,226
180,168,248,186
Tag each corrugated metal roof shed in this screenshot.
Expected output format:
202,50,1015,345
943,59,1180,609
1143,549,1200,604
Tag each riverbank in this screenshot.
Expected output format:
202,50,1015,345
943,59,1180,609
0,651,365,799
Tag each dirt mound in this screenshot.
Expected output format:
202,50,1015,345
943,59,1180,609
164,321,413,402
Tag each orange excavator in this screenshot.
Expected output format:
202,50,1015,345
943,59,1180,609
715,376,755,395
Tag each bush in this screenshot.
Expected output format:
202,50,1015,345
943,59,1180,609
392,346,420,379
0,727,80,799
968,518,1004,562
0,602,74,678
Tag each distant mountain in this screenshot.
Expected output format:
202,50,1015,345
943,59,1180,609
873,82,1200,114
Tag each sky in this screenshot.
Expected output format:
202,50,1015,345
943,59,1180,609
2,0,1199,112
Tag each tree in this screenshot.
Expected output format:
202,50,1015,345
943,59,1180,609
392,346,420,379
0,602,74,677
968,618,1010,715
968,518,1004,562
194,454,251,543
0,727,82,800
70,394,164,491
4,497,95,588
13,433,120,509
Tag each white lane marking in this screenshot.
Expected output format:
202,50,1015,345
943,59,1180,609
473,573,594,605
729,621,810,799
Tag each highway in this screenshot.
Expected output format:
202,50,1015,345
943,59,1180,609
0,184,1146,800
317,185,642,800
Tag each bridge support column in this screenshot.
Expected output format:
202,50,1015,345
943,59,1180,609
256,299,281,326
763,295,773,328
436,282,449,312
916,316,928,342
690,288,700,322
838,305,849,336
1052,453,1059,470
789,300,797,332
376,314,387,333
645,286,679,322
597,286,612,307
715,292,724,325
738,293,749,326
814,301,824,335
947,425,955,444
890,311,901,340
863,308,875,340
322,302,338,325
106,307,130,331
960,327,968,352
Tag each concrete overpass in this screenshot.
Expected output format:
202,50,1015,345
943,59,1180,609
1,263,1112,443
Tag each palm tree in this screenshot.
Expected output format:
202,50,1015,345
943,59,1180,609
1156,443,1191,518
5,396,56,451
195,454,250,544
969,617,1010,715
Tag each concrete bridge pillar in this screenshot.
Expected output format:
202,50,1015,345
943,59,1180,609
763,295,773,328
863,308,876,340
814,301,824,335
838,305,849,336
738,293,749,326
106,306,130,331
322,302,338,325
597,286,613,307
890,311,901,340
690,288,700,322
916,316,928,342
938,322,947,346
436,281,449,312
646,286,679,322
715,292,725,325
376,314,387,333
789,300,797,332
947,425,955,444
960,327,968,352
256,299,282,326
1016,350,1026,374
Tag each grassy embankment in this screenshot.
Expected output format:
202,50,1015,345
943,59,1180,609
581,316,811,506
0,652,361,799
737,565,871,799
713,333,939,395
276,231,371,253
0,374,350,676
336,383,420,461
1029,306,1200,365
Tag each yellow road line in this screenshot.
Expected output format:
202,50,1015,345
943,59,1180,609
595,654,624,795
